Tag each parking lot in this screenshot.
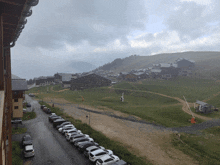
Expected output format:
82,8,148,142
13,95,92,165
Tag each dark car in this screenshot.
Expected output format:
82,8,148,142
45,108,51,114
11,118,22,125
41,105,46,109
22,134,32,147
73,137,92,146
49,116,61,123
56,121,71,129
53,119,66,128
26,103,31,107
78,141,99,152
28,93,35,97
110,160,128,165
48,113,56,120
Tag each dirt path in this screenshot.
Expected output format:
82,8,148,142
147,91,212,121
42,97,198,165
113,87,212,121
50,86,69,92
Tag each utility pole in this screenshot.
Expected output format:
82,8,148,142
89,111,90,125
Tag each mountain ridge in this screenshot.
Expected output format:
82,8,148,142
94,51,220,79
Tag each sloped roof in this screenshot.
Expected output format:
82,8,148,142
62,74,72,82
176,58,195,63
12,79,28,91
11,74,22,79
160,63,170,68
151,69,162,73
196,100,208,106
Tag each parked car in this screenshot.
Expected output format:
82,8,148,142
89,149,113,163
96,154,119,165
84,145,105,157
66,130,82,141
62,127,76,135
56,121,71,129
42,106,47,112
23,145,35,158
63,127,77,134
48,113,56,120
11,118,22,124
74,137,94,147
110,160,128,165
58,124,74,132
65,129,78,137
28,93,35,97
26,103,31,107
49,116,62,123
53,119,66,128
78,142,100,153
41,105,46,109
23,108,27,113
22,134,32,147
75,138,94,148
70,134,89,143
46,108,51,114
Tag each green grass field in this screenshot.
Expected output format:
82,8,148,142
172,126,220,165
29,85,204,127
114,78,220,103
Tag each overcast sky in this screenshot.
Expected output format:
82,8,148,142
11,0,220,79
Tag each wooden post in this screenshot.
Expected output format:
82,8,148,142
0,16,4,90
0,15,4,165
5,48,12,165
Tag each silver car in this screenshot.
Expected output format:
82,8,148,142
23,145,35,158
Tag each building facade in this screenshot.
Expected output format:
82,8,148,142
11,79,28,118
70,73,111,90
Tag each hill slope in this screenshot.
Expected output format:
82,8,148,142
95,51,220,79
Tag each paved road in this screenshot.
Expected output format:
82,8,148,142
22,95,92,165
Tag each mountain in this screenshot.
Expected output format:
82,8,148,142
68,61,97,73
94,51,220,79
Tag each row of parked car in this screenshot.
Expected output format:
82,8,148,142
21,134,35,158
48,112,128,165
41,105,51,114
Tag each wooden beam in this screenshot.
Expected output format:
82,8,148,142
1,13,20,18
0,16,4,91
2,22,17,26
5,48,12,165
0,0,23,6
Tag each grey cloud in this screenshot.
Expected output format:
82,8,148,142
164,1,220,42
21,0,148,49
165,2,207,40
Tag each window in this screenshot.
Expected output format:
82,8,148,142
105,158,113,162
14,106,18,109
14,98,18,102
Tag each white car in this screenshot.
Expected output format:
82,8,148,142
89,149,113,163
84,146,105,157
64,128,78,136
23,145,35,158
66,130,82,141
70,134,89,143
96,154,120,165
58,124,74,133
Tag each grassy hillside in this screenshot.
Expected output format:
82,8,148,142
29,83,205,127
96,51,220,79
114,78,220,103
